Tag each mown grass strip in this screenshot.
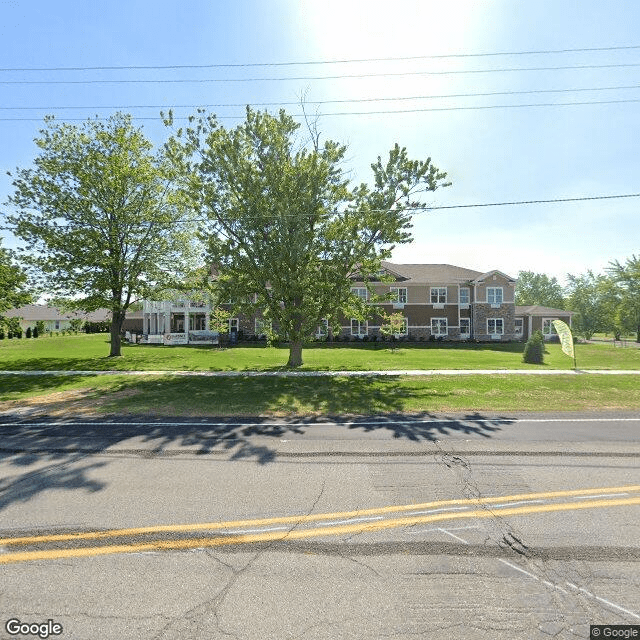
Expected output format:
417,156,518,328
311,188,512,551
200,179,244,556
2,372,639,414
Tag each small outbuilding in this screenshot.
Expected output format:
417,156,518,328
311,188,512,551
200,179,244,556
514,305,575,341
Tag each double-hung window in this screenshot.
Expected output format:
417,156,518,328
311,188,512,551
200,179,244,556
316,318,329,338
229,318,239,333
515,318,523,336
487,318,504,335
255,318,272,336
390,287,407,304
542,318,557,337
430,287,447,305
351,287,368,301
395,317,409,336
487,287,503,306
459,318,471,336
351,319,367,336
431,318,447,336
459,287,470,305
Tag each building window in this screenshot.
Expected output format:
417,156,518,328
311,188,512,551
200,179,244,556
255,319,272,336
542,318,557,336
487,287,503,305
351,287,368,301
431,318,448,335
430,287,447,304
54,321,60,330
515,318,523,336
394,317,408,336
459,287,470,305
351,319,367,336
189,314,206,330
460,318,470,336
488,318,504,335
316,318,329,338
391,287,407,304
229,318,239,333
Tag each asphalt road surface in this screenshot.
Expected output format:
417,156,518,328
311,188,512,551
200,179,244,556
0,412,639,639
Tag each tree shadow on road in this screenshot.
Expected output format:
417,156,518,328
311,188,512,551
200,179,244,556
0,374,512,514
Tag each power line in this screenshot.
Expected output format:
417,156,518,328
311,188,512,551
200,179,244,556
3,194,637,229
3,62,640,85
3,84,640,112
2,44,640,72
425,193,640,210
2,98,640,122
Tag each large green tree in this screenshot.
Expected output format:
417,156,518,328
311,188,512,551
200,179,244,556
4,114,196,356
608,255,640,342
169,108,450,366
565,270,610,340
515,270,565,308
0,239,31,329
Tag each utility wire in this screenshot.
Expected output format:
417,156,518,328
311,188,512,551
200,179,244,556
2,98,640,121
3,84,640,111
2,194,637,230
3,62,640,84
425,193,640,210
2,44,640,71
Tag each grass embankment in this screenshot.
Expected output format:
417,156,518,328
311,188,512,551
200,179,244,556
1,333,639,371
1,334,639,414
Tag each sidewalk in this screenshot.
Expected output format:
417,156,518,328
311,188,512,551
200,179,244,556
1,369,640,377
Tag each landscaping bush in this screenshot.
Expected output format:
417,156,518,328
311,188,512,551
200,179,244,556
26,326,32,338
523,330,545,364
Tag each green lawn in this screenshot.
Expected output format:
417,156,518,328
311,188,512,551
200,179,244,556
0,333,639,371
2,372,639,414
2,335,638,414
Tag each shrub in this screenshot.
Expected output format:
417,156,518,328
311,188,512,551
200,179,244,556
26,326,32,338
523,330,544,364
33,326,39,338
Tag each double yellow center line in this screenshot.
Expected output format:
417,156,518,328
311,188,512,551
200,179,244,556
1,485,639,565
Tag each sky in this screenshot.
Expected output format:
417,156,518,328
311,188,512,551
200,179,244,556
1,0,639,286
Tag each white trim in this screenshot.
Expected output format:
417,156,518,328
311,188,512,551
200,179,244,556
431,317,448,336
542,317,558,337
430,287,447,305
315,318,329,338
390,286,408,304
255,318,272,336
487,317,504,336
350,318,368,336
514,318,524,336
486,287,503,305
351,287,368,301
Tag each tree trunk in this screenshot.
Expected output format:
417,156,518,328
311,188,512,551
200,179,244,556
636,324,640,343
287,340,303,367
109,311,125,357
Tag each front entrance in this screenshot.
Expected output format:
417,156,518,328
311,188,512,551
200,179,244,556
171,313,185,333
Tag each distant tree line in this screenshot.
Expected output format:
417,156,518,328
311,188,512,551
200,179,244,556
516,255,640,341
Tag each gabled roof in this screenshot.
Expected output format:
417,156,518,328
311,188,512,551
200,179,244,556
515,305,574,316
472,269,517,283
4,304,111,322
379,262,485,284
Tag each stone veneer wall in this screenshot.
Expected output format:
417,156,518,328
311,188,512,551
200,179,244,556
472,303,516,340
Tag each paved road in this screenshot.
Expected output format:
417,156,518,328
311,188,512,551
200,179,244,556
0,412,639,639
